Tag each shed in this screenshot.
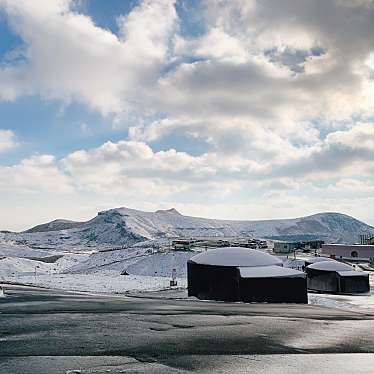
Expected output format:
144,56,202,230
187,247,307,303
306,261,369,294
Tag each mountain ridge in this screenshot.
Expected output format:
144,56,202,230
3,207,372,250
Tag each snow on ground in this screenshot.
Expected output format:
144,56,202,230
308,274,374,311
125,251,194,277
66,246,154,274
0,253,90,278
0,244,189,294
5,272,186,294
0,242,51,259
0,256,52,276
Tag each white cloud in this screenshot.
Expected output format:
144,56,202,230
0,154,73,194
0,129,18,152
0,0,177,114
2,0,374,227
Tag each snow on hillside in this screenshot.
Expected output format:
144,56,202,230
66,246,154,274
0,242,51,258
1,207,373,251
25,219,84,233
0,256,51,276
125,251,195,277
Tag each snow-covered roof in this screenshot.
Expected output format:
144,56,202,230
305,257,335,264
307,261,355,272
239,265,305,279
337,270,368,277
189,247,282,267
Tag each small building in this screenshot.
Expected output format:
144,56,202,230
300,240,324,250
306,261,370,294
273,241,298,254
187,247,307,303
321,244,374,261
360,234,374,245
172,239,196,251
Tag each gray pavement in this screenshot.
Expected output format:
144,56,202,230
1,284,374,373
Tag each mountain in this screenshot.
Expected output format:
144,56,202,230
25,219,84,233
1,207,374,250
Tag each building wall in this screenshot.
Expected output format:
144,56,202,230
187,262,240,301
340,275,369,293
187,261,307,303
239,277,307,303
306,268,369,294
306,268,338,293
321,244,374,259
273,242,297,253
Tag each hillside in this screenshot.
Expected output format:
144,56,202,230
1,207,374,250
25,219,84,233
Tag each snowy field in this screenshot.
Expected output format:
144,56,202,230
4,272,187,294
0,244,191,294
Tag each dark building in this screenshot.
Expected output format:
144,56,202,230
306,261,370,294
187,247,307,303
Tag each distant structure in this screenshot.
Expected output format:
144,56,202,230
187,247,307,303
273,240,324,254
273,241,298,254
306,261,369,294
360,234,374,245
172,239,197,251
321,244,374,261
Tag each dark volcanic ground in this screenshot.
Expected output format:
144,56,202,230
1,285,374,373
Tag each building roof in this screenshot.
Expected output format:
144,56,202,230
189,247,282,267
239,265,305,279
322,244,374,249
307,261,356,272
305,257,335,264
337,270,369,277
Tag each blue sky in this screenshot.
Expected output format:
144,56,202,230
1,0,374,230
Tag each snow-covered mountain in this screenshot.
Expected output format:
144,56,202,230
1,207,374,250
25,219,84,233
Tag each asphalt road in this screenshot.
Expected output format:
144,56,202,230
1,285,374,373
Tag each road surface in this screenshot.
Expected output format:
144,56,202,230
1,285,374,373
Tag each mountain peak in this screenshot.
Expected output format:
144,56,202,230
155,208,181,215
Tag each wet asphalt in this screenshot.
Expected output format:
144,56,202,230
1,285,374,373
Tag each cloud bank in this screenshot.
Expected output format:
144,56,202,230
1,0,374,229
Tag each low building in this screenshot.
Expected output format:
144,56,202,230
300,240,324,250
273,241,298,254
187,247,307,303
321,244,374,260
306,261,369,294
172,240,196,251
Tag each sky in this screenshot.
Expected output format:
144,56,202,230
1,0,374,230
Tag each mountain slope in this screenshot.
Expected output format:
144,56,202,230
2,207,374,250
25,219,84,233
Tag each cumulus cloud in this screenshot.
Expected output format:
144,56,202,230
273,122,374,179
0,154,73,194
0,0,177,114
1,0,374,227
0,129,18,152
